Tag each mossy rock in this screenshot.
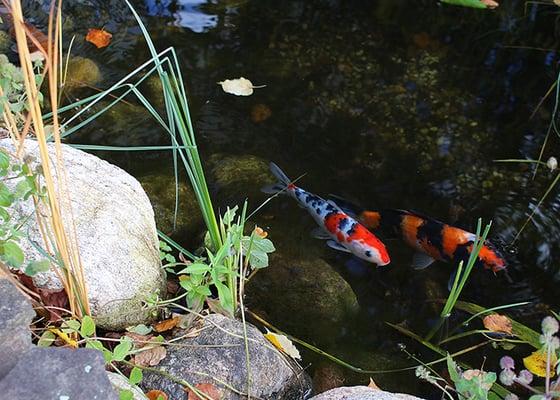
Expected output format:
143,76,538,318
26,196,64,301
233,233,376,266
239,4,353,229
208,153,274,204
65,56,101,89
139,174,203,236
246,252,359,345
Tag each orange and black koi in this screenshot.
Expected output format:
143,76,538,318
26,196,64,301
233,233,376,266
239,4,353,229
262,163,390,266
357,208,506,272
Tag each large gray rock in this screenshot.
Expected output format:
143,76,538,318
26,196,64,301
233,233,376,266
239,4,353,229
108,372,148,400
246,253,359,344
0,278,35,379
141,314,312,399
309,386,425,400
0,347,119,399
0,139,165,330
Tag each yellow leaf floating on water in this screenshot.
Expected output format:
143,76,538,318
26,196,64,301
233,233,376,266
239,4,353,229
264,330,301,360
523,349,557,378
217,77,265,96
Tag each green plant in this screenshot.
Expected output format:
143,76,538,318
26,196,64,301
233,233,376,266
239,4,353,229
0,148,50,276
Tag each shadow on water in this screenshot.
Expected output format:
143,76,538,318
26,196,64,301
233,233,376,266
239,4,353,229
19,0,560,396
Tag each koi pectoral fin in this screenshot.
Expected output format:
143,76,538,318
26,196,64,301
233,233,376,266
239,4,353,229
326,240,351,253
411,252,435,270
311,227,331,240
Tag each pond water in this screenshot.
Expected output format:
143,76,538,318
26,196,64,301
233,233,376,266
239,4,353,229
24,0,560,397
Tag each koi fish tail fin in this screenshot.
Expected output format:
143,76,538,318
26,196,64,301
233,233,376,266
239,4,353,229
261,162,293,195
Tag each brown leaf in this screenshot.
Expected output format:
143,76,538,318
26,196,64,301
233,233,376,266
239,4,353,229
133,345,167,367
85,28,112,48
153,317,180,333
184,383,223,400
124,332,154,349
367,377,380,390
250,104,272,123
146,389,168,400
483,314,513,335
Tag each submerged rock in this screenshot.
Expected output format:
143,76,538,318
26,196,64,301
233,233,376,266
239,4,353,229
0,347,119,399
0,139,165,330
309,386,425,400
0,278,35,379
139,173,203,235
65,56,101,88
246,253,359,344
208,153,273,204
140,314,312,399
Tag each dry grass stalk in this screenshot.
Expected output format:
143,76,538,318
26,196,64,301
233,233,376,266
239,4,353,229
6,0,89,317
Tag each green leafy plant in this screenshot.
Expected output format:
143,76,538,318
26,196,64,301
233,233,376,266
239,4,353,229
0,148,50,276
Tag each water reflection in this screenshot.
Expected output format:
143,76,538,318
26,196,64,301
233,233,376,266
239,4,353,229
145,0,218,32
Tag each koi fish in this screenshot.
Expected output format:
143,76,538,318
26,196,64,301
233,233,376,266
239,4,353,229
355,207,506,273
262,163,390,266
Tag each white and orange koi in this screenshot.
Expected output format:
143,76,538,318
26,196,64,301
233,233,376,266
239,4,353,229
263,163,390,266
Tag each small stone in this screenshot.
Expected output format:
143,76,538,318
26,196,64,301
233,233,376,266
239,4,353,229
308,386,425,400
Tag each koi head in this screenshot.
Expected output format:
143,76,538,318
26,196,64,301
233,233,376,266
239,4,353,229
478,242,507,273
360,232,391,266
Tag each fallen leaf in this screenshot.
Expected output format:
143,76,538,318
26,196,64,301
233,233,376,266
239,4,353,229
250,104,272,123
153,317,180,333
483,314,513,335
523,349,557,378
85,28,112,48
217,77,265,96
264,330,301,360
367,377,380,390
253,226,268,238
124,332,154,348
146,390,168,400
133,345,167,367
184,383,223,400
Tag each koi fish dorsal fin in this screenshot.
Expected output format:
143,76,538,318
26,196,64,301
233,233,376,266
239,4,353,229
327,194,362,217
390,208,445,224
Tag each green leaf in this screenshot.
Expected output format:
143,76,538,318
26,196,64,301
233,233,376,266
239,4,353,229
441,0,487,8
112,338,133,361
119,389,134,400
25,260,51,276
129,367,143,385
249,251,269,269
126,324,153,335
0,207,10,221
80,316,96,337
446,353,460,382
0,150,9,171
63,319,81,332
37,330,55,347
182,263,211,274
222,206,238,226
85,340,113,363
3,241,24,267
0,182,14,207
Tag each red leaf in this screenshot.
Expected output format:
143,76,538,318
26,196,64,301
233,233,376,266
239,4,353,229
85,28,112,48
184,383,223,400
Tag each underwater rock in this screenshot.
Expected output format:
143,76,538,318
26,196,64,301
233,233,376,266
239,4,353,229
246,253,360,344
65,56,101,89
208,153,274,205
0,347,119,399
309,386,425,400
140,314,312,400
312,362,345,394
139,173,203,235
0,139,165,330
0,278,35,379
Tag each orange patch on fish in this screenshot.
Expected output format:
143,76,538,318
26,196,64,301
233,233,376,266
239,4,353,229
324,212,347,235
478,245,506,271
441,225,469,258
360,211,381,229
400,214,424,250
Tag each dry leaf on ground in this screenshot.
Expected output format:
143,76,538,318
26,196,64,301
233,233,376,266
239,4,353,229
133,345,167,367
483,314,513,335
153,316,180,333
523,349,557,378
264,330,301,360
146,389,168,400
85,28,112,48
217,77,265,96
184,383,223,400
125,332,154,348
